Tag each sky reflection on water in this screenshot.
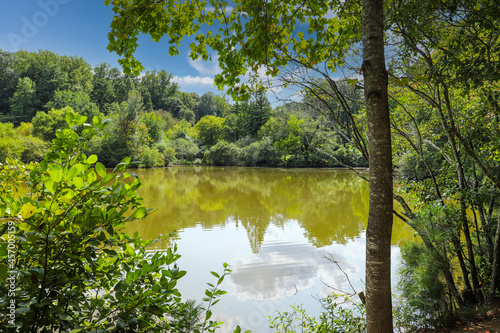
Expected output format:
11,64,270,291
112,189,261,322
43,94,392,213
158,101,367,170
123,167,411,332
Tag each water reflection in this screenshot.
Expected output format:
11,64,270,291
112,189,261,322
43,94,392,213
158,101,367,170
126,167,376,251
123,166,412,332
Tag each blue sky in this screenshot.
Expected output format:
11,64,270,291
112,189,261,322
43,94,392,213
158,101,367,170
0,0,229,98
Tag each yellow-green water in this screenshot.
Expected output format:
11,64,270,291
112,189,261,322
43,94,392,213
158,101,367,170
123,166,413,332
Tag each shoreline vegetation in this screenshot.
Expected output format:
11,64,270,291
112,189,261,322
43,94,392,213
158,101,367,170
1,30,500,332
0,49,368,170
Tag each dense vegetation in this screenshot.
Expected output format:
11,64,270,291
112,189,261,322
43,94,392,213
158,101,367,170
1,0,500,330
0,49,366,169
0,116,233,331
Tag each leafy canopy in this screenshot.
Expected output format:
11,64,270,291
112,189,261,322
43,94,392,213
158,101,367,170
106,0,360,98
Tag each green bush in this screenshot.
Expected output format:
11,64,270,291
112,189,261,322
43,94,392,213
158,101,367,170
269,294,366,333
398,241,452,328
330,144,368,167
396,148,443,180
31,106,75,142
239,137,282,167
19,135,49,163
169,137,200,163
138,145,164,167
154,141,177,166
203,141,241,166
0,114,232,332
0,123,24,163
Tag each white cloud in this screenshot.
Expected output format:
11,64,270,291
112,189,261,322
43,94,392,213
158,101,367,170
172,75,214,86
189,56,222,76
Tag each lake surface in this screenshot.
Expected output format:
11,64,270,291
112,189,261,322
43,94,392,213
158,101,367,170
123,166,413,332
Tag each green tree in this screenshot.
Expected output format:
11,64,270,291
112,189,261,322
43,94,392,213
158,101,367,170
9,77,39,121
140,111,166,144
0,50,18,115
193,115,225,147
140,70,178,110
195,92,219,120
45,89,100,119
106,0,393,330
12,50,93,112
386,0,500,307
0,123,24,162
91,63,117,110
98,90,151,166
31,106,76,142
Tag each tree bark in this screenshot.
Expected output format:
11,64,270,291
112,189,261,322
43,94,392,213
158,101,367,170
362,0,394,331
489,212,500,302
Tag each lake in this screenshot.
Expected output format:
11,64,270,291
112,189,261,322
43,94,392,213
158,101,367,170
123,166,413,332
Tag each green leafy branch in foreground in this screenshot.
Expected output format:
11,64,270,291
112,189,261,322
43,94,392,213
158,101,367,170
0,114,238,332
268,294,366,333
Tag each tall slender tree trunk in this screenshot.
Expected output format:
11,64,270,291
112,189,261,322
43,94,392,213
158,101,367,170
489,212,500,302
362,0,394,331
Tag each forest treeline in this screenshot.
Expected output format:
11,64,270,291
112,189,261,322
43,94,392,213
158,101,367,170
0,49,366,169
1,1,500,327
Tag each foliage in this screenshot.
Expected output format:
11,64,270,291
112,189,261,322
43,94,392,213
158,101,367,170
0,122,48,163
154,142,177,166
140,70,178,111
9,77,39,121
397,202,469,328
203,141,241,166
31,106,76,142
193,115,226,147
45,89,100,120
140,111,166,145
238,137,282,167
398,241,453,328
0,122,24,162
138,144,164,167
168,138,200,163
268,295,366,333
105,0,359,99
0,114,233,332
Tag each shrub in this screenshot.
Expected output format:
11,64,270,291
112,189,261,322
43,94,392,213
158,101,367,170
239,137,282,167
203,141,241,166
169,138,200,163
0,123,24,162
19,135,49,163
269,294,366,332
138,145,164,167
0,114,232,332
154,141,177,166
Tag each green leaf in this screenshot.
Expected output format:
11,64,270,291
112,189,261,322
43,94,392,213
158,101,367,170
73,177,84,189
69,329,85,333
95,162,107,178
76,115,87,126
0,264,8,281
68,163,84,179
66,112,75,127
48,164,63,182
132,207,147,219
92,116,102,127
86,155,98,164
45,178,57,193
102,173,115,184
20,202,37,219
56,312,73,321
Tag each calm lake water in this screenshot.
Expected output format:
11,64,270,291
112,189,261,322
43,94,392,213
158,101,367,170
123,166,413,332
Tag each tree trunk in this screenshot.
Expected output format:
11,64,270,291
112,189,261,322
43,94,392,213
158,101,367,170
362,0,394,331
489,212,500,302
